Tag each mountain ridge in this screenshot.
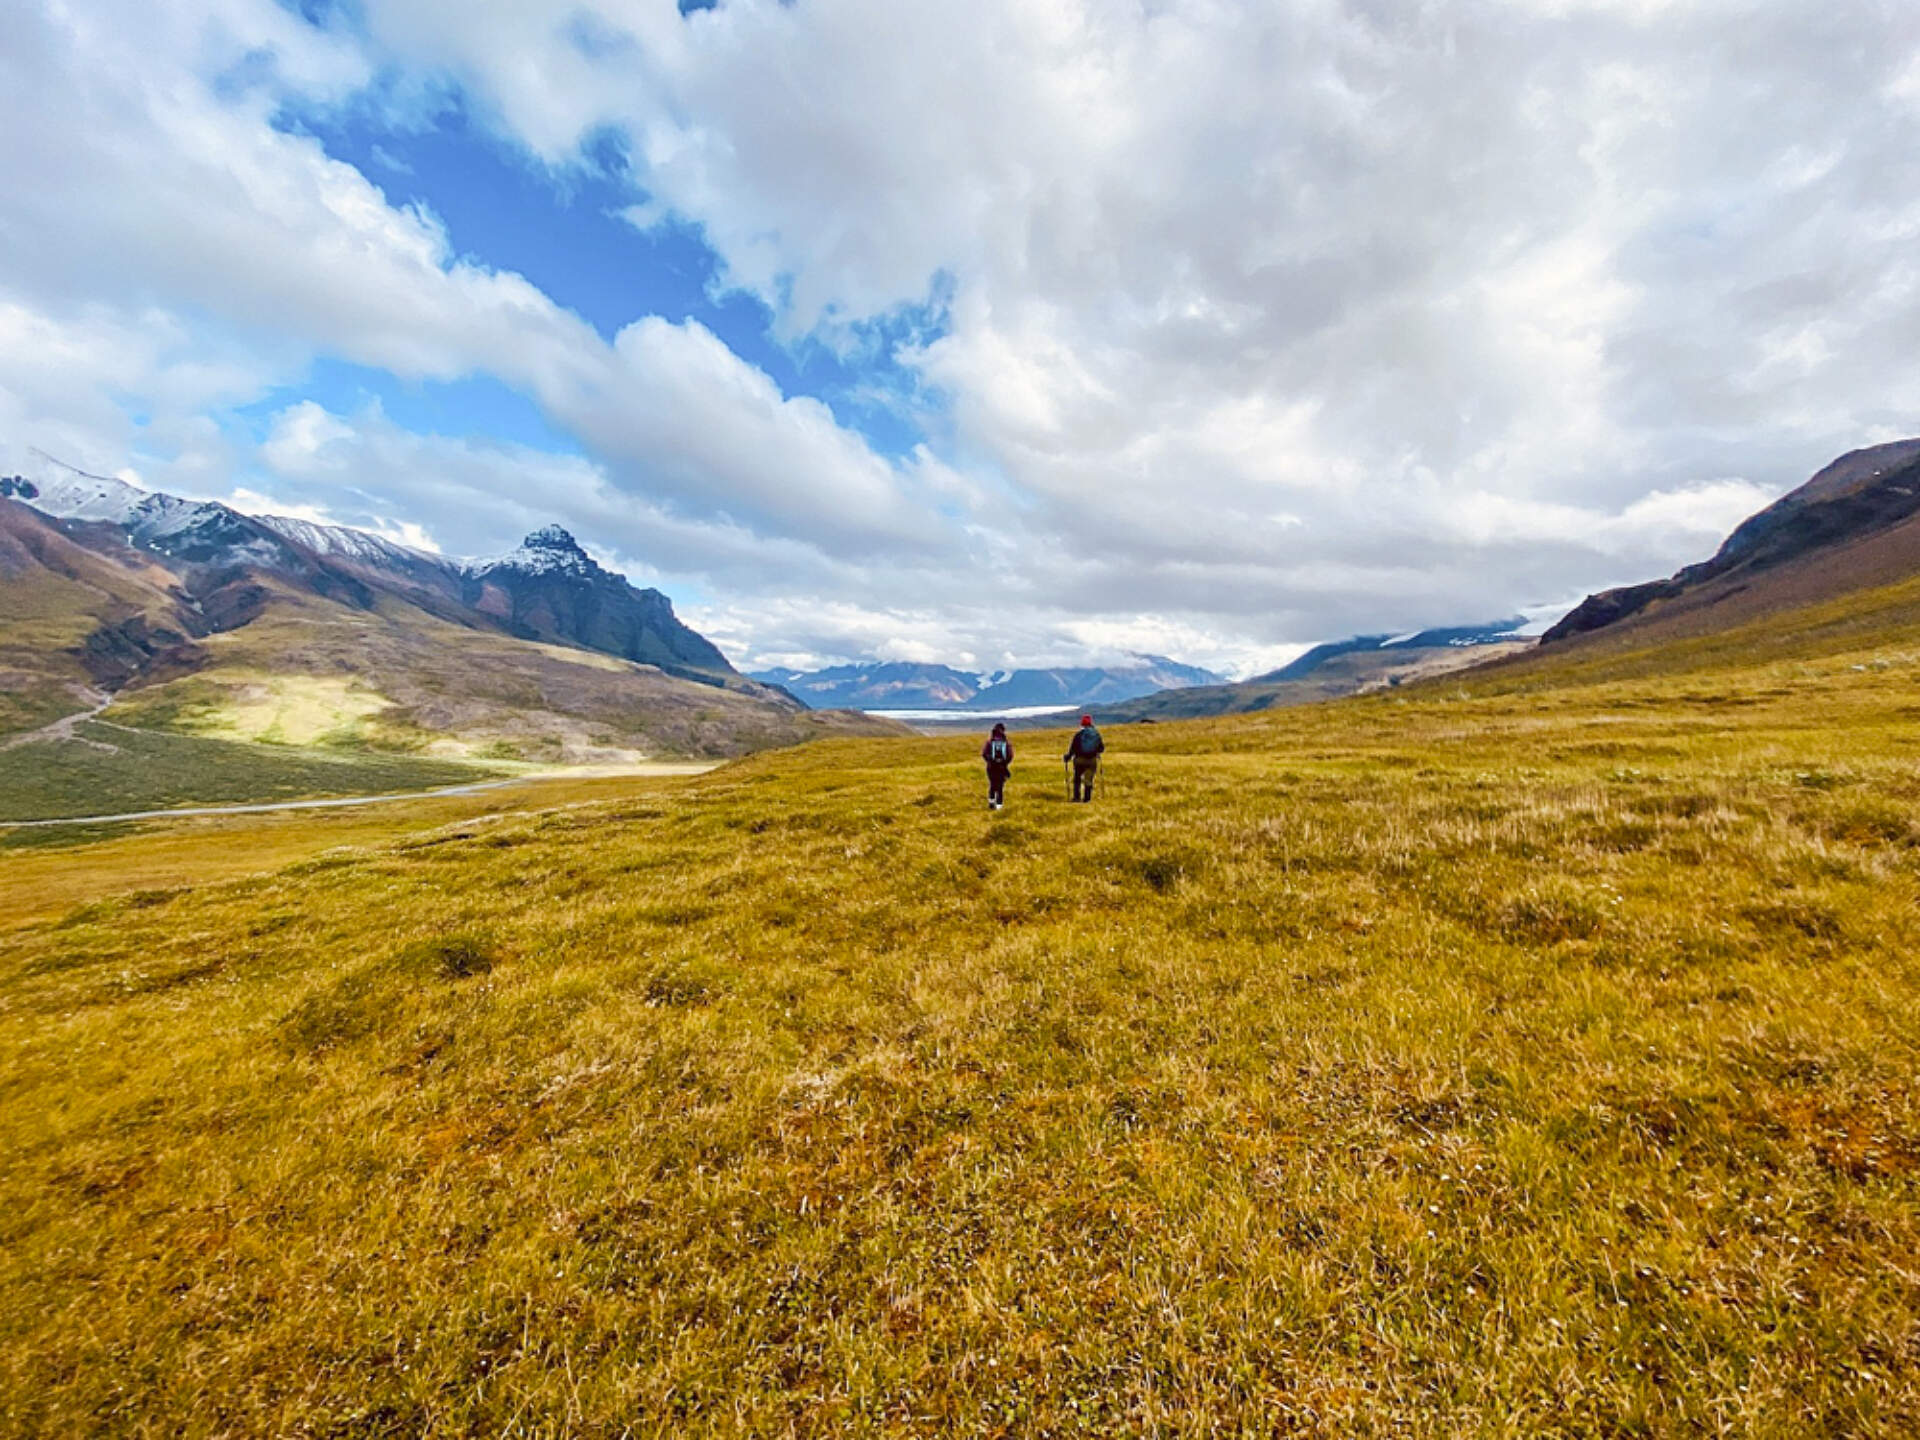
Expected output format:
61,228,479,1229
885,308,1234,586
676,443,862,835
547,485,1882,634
1543,439,1920,645
7,458,739,685
0,461,903,766
1033,627,1535,725
1251,620,1530,684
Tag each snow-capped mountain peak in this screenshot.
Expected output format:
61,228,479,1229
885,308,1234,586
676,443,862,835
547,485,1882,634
11,454,628,597
524,524,583,552
18,459,164,528
16,456,291,568
477,526,599,577
9,454,460,577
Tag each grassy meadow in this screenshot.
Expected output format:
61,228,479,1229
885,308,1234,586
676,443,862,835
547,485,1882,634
3,630,1920,1433
0,722,502,823
0,773,709,932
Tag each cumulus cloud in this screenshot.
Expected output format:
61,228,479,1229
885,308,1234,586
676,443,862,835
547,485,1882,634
337,0,1920,652
0,0,951,556
3,0,1917,671
231,399,1195,672
246,399,839,584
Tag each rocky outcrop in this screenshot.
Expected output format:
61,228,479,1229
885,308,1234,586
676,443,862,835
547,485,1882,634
75,613,200,688
459,528,738,683
1539,580,1686,643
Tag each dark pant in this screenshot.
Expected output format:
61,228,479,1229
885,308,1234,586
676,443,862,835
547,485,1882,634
1072,757,1099,801
986,764,1008,805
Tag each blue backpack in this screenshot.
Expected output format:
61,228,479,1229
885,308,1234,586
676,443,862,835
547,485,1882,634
988,738,1011,764
1074,726,1104,757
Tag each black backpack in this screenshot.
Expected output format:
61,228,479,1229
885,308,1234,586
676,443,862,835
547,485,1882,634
988,738,1010,764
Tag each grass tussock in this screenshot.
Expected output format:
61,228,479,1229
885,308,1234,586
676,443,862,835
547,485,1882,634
3,646,1920,1433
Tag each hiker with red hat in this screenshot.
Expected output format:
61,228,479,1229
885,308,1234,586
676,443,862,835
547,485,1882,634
1063,714,1105,803
981,722,1014,811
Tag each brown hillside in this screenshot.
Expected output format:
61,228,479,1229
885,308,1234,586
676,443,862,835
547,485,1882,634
101,574,905,763
2,499,905,764
1499,491,1920,687
0,500,201,733
1543,438,1920,647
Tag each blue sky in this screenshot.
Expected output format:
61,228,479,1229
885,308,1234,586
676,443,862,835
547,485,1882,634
3,1,1917,674
269,82,942,460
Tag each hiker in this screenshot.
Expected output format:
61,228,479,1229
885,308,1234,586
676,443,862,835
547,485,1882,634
981,722,1013,810
1063,714,1104,803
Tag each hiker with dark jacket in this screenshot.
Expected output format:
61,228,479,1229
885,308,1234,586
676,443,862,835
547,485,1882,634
1064,714,1104,803
981,723,1013,810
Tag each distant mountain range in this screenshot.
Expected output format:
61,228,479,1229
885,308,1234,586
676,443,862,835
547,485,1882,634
750,656,1224,712
757,624,1541,727
0,459,899,763
1048,622,1535,724
1251,621,1532,683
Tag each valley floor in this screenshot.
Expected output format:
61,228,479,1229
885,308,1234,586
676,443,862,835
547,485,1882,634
0,721,504,824
3,645,1919,1434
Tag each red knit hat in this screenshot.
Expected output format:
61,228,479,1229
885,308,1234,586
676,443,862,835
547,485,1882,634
1080,714,1093,726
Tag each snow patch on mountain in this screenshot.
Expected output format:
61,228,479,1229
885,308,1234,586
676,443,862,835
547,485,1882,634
18,457,291,568
21,462,163,527
470,526,599,578
256,514,443,569
15,456,609,586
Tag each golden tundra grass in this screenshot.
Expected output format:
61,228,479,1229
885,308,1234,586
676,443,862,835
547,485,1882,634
0,773,709,931
3,648,1920,1435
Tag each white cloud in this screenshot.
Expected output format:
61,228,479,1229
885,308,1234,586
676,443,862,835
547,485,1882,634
352,0,1919,646
0,301,273,483
1436,478,1775,553
3,0,1918,672
0,0,949,558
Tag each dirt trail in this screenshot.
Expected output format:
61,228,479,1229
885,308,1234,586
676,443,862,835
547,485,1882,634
0,692,117,753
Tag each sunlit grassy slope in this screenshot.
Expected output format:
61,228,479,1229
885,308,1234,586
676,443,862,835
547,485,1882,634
4,601,1920,1433
102,581,901,765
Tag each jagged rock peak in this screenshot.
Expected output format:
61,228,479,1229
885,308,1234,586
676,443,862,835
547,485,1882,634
522,524,584,553
482,524,600,577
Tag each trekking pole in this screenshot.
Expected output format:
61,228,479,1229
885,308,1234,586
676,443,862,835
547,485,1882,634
1063,756,1072,800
